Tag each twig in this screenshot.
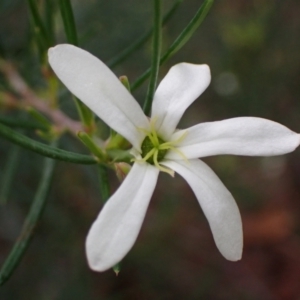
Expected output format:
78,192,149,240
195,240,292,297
0,61,83,135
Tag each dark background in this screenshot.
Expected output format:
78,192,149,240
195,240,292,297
1,0,300,299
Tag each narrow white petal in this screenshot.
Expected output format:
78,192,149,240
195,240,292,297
48,44,149,149
162,159,243,261
86,163,159,271
151,63,211,140
167,117,300,159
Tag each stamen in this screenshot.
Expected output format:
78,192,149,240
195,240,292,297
168,146,189,163
142,148,156,162
131,157,141,163
149,118,159,146
162,130,188,147
157,164,175,177
172,130,188,144
147,133,157,147
158,144,171,150
138,119,188,176
137,127,149,135
152,132,159,146
152,152,173,176
153,149,159,168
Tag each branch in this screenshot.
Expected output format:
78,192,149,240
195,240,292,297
0,61,83,135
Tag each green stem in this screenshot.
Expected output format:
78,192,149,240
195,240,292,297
0,145,21,205
73,96,95,132
0,123,97,164
58,0,78,46
131,0,214,91
143,0,162,116
107,0,182,69
0,115,49,131
44,0,56,45
160,0,214,63
26,0,50,49
97,165,110,203
106,149,133,164
26,107,52,129
0,143,56,286
77,131,106,161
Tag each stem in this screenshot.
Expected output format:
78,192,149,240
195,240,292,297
143,0,162,116
131,0,214,91
107,0,182,69
0,123,132,164
160,0,214,63
58,0,78,46
98,165,110,203
77,131,106,161
44,0,56,45
0,62,83,135
26,0,50,49
0,115,49,131
0,123,97,165
0,145,21,205
0,143,56,286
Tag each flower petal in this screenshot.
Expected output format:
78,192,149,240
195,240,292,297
167,117,300,159
48,44,149,150
162,159,243,261
151,63,211,140
86,162,159,271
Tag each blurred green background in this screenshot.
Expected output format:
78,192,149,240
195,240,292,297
1,0,300,299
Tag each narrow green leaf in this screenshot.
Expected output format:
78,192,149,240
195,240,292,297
77,131,106,161
44,0,56,45
160,0,214,63
0,145,21,205
29,18,46,63
26,107,52,129
97,165,110,203
131,71,150,92
106,149,133,163
107,0,182,68
27,0,50,49
143,0,162,116
58,0,78,46
0,145,56,285
0,123,97,164
73,95,95,132
0,115,49,131
131,0,214,91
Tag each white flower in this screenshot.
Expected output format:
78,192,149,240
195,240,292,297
48,44,300,272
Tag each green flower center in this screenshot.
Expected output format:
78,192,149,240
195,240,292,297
141,136,168,165
135,118,188,176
